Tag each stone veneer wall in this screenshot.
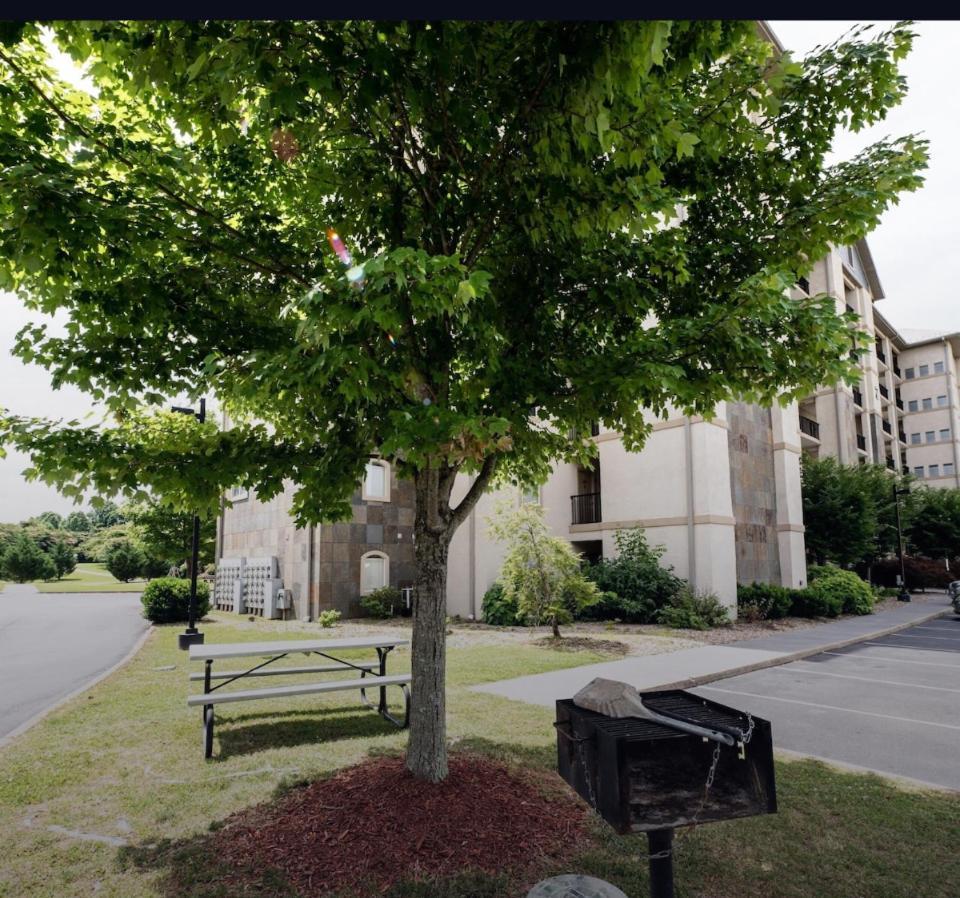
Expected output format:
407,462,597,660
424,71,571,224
727,401,781,586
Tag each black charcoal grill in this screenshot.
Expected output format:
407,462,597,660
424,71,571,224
556,689,776,898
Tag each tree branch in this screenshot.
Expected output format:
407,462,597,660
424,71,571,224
448,453,499,533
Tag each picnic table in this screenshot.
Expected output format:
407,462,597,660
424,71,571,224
187,637,410,758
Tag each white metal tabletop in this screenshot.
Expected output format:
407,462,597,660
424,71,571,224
189,636,409,662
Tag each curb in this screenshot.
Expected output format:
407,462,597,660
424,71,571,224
651,605,950,693
0,625,153,751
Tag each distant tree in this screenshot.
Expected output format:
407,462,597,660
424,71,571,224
36,511,63,529
801,457,876,567
0,532,53,582
488,500,600,638
63,511,91,532
88,499,125,529
49,539,77,579
77,522,140,563
123,499,215,573
908,488,960,560
104,540,145,582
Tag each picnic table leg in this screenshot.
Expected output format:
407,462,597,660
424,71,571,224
376,647,389,715
203,659,214,759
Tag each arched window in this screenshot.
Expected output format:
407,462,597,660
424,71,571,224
360,551,389,594
362,459,391,502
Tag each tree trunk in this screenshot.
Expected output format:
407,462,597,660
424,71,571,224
552,617,561,639
406,521,451,783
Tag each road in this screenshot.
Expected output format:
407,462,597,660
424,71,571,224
694,612,960,790
0,585,149,742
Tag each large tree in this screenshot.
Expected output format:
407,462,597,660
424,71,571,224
0,21,925,780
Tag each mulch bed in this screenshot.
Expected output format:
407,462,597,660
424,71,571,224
533,635,631,655
211,753,590,896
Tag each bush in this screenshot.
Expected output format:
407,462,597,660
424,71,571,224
790,586,842,618
360,586,401,618
871,556,953,590
805,564,830,583
583,529,684,623
807,567,874,615
318,609,341,628
737,582,794,621
105,540,146,582
140,577,210,623
140,554,171,580
481,582,522,625
49,540,77,579
655,587,730,630
0,533,54,582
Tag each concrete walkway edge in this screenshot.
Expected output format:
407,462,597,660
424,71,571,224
0,625,153,751
652,604,949,692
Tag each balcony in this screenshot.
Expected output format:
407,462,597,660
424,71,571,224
799,416,820,441
893,359,902,378
886,457,896,470
898,430,907,444
852,387,863,408
571,492,602,526
876,347,887,366
856,434,867,452
879,383,889,400
895,390,904,410
845,303,855,314
882,419,892,436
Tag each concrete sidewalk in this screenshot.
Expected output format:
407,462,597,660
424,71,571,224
474,596,952,708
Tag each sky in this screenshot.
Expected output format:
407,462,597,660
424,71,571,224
1,20,958,522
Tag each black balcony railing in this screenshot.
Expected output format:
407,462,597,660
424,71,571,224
886,457,896,470
845,303,855,314
896,397,904,411
799,416,820,440
898,430,907,444
877,347,887,365
879,383,889,399
571,492,602,525
856,434,867,451
882,419,892,435
893,363,902,377
852,387,863,407
590,421,600,437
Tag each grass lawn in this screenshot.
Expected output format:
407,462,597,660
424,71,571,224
0,616,957,898
30,561,146,593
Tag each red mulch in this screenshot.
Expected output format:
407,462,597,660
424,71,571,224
212,753,590,896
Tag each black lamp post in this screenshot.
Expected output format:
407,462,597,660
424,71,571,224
893,484,911,602
171,398,206,649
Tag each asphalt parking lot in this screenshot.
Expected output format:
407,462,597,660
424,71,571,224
694,612,960,790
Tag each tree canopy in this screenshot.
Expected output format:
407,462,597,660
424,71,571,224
0,21,927,779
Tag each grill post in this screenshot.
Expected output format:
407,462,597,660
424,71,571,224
647,828,674,898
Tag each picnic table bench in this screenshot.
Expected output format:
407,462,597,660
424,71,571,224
188,637,410,758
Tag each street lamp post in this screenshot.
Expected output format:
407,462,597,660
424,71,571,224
893,484,911,603
171,398,207,649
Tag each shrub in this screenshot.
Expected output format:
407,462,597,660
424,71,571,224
0,533,54,582
481,582,522,626
140,577,210,623
871,556,953,590
141,554,170,580
805,564,830,583
360,586,401,618
790,586,842,618
583,529,684,623
737,582,794,621
49,540,77,579
318,609,342,628
655,587,730,630
105,540,146,582
807,567,874,615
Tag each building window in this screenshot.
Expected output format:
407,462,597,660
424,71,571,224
925,431,935,443
913,466,925,478
360,551,389,594
941,429,951,441
945,463,955,477
908,400,919,412
935,361,945,374
919,364,929,377
937,395,948,407
904,367,915,379
929,464,940,478
229,486,249,501
910,433,921,445
362,459,391,502
922,397,933,410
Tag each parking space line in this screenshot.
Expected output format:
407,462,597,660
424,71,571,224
776,662,960,694
823,650,960,669
888,633,960,642
910,625,960,633
864,643,960,660
698,685,960,732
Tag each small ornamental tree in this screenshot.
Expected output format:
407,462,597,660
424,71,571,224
0,22,926,780
0,532,52,582
123,498,215,574
488,500,600,637
49,539,77,579
105,540,146,582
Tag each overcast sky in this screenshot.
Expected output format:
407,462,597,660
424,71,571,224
1,20,958,522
